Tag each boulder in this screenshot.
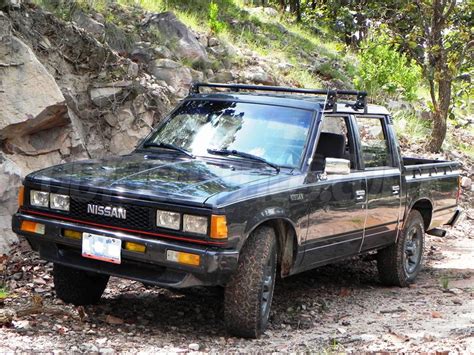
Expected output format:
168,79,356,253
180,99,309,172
241,67,275,85
0,32,67,140
143,12,208,63
150,59,193,93
0,153,22,251
0,0,21,9
72,10,105,36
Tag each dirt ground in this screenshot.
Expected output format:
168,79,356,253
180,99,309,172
0,208,473,353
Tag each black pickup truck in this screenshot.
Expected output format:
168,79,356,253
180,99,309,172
12,83,462,338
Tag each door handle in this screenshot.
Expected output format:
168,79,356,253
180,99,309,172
392,185,400,195
355,190,366,201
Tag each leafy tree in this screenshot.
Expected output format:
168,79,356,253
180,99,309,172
354,30,422,102
368,0,473,152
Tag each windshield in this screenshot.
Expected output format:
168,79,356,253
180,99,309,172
144,100,314,168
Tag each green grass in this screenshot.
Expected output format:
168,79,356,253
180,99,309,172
0,287,8,300
392,111,431,144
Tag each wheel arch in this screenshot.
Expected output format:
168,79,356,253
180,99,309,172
407,198,433,230
244,217,299,278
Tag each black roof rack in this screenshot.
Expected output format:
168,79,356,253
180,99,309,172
190,82,367,112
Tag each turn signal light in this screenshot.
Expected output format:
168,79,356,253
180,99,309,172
210,215,228,239
124,241,146,253
18,186,24,208
63,229,82,240
21,221,45,235
166,250,200,266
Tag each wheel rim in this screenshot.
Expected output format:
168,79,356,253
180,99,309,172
261,249,276,323
404,226,422,275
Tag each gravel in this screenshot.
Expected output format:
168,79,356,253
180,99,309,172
0,207,472,353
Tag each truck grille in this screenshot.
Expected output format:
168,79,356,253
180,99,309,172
69,196,152,230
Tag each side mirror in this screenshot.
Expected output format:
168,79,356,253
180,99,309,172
324,158,350,175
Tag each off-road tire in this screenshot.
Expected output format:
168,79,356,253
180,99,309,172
224,226,277,338
53,263,109,305
377,210,425,286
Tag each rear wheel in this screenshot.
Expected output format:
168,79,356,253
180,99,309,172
224,226,277,338
53,263,109,305
377,210,425,286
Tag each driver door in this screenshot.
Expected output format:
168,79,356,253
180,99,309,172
302,115,367,268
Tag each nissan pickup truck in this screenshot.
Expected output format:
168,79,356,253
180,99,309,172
12,83,462,338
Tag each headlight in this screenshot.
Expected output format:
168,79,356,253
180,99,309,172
30,190,49,207
50,193,70,211
156,210,180,230
183,214,208,235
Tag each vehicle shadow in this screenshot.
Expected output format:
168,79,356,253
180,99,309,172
86,257,381,337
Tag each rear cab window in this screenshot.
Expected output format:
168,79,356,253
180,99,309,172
355,116,393,169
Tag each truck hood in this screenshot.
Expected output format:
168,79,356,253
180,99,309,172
26,153,286,206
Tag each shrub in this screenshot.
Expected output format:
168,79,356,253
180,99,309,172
208,2,225,34
354,30,422,102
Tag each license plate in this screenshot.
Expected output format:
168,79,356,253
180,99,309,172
82,233,122,264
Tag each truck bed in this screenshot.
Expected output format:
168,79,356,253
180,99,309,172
402,156,461,230
403,157,461,177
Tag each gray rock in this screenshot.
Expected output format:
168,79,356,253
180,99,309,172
150,59,193,92
153,45,173,59
190,68,204,82
0,154,22,251
72,10,105,35
208,37,219,47
275,22,288,34
90,87,124,108
143,12,208,63
461,176,472,189
0,0,21,9
0,32,67,140
127,62,139,78
211,71,234,83
188,343,200,351
277,62,294,73
241,67,275,85
130,42,153,63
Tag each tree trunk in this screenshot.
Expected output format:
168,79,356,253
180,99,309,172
428,110,447,152
427,74,452,152
279,0,286,11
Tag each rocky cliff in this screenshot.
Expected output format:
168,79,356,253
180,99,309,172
0,1,298,251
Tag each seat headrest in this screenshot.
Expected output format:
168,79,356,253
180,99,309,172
315,132,345,159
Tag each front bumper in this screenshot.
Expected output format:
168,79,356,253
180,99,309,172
12,212,239,288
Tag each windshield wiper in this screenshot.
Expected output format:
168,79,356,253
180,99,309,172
142,142,195,158
207,148,280,173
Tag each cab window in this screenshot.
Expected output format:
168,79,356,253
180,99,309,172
355,116,391,168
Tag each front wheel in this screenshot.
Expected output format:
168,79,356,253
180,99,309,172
377,210,425,286
224,226,277,338
53,264,109,305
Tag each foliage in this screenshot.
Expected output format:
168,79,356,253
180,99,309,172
0,287,7,300
354,30,422,102
439,275,450,289
369,0,473,152
392,111,431,143
208,2,226,34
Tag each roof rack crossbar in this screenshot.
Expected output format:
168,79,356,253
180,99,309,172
190,82,367,112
